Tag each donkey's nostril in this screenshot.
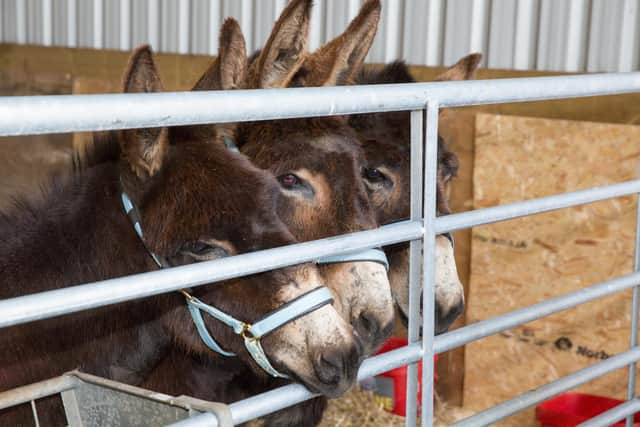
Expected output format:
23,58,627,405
356,311,379,339
434,299,465,335
314,350,343,386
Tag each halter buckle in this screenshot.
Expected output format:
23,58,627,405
240,323,257,342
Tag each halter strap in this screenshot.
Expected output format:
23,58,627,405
316,248,389,271
183,287,333,378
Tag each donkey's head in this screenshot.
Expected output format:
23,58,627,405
232,0,394,355
119,40,361,397
349,54,482,334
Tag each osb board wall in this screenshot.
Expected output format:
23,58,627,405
464,113,640,426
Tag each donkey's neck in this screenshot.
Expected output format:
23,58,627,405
0,164,174,389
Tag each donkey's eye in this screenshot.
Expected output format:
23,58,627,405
181,241,229,261
186,241,211,255
363,167,386,182
278,173,301,188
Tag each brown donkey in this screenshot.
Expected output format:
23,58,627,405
0,41,361,424
239,0,394,356
350,54,482,333
143,2,392,426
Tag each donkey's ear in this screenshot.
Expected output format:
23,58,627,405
120,45,169,178
435,53,482,81
248,0,312,88
193,18,247,91
293,0,380,87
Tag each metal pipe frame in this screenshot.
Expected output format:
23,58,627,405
626,193,640,427
0,74,640,426
0,73,639,136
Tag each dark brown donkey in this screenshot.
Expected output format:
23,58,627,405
240,0,394,356
142,2,393,426
349,54,482,333
0,42,361,424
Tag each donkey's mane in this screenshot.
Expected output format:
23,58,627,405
0,132,120,238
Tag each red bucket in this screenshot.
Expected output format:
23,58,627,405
536,393,640,426
371,337,439,417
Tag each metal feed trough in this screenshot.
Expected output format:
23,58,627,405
1,72,640,427
0,371,233,426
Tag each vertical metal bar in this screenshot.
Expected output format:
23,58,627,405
564,0,589,72
405,109,424,427
425,0,443,66
30,400,40,427
421,100,439,426
208,0,220,55
178,0,190,54
16,0,27,44
513,0,537,70
384,0,402,62
240,0,252,55
619,0,639,72
148,0,160,49
42,0,52,46
93,0,103,49
67,0,76,47
120,0,131,50
626,193,640,427
309,0,323,51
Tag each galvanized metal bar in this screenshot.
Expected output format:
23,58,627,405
66,0,76,47
579,398,640,427
30,400,39,427
16,0,27,44
435,271,640,354
627,193,640,427
451,346,640,427
120,0,131,50
93,0,103,49
421,100,439,427
405,109,424,427
0,221,422,329
436,180,640,234
0,376,77,410
0,73,639,136
148,0,160,49
168,343,423,427
42,0,52,46
178,0,190,54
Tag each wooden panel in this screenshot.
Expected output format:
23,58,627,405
464,113,640,426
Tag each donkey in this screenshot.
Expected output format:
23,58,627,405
0,41,362,424
143,2,395,426
349,54,482,333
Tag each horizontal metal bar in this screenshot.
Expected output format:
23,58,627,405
451,347,640,427
0,376,77,410
0,73,638,136
436,180,640,233
0,221,422,329
577,398,640,427
167,343,423,427
435,271,640,353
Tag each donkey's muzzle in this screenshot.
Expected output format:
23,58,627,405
434,297,464,335
312,338,363,398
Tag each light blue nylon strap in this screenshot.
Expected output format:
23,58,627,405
186,303,236,357
244,339,288,378
186,295,246,334
316,248,389,271
247,287,333,338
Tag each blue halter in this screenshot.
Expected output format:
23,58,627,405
120,191,334,378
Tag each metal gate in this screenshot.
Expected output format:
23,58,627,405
1,72,640,426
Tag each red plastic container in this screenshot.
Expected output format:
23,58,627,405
372,337,439,417
536,393,640,426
